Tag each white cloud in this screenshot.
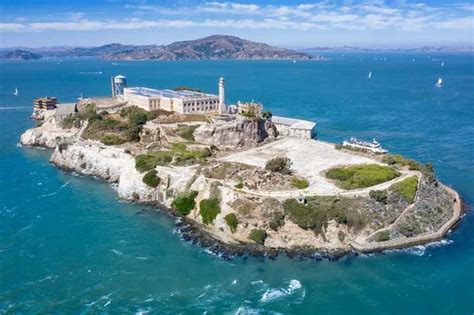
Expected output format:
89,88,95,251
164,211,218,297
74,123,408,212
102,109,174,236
1,1,473,34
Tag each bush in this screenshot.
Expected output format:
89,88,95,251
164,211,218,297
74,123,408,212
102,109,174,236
375,230,390,242
78,103,100,122
390,176,418,203
382,154,422,171
61,114,79,129
249,229,267,244
224,213,239,233
100,134,125,145
269,212,285,231
199,198,221,225
173,86,203,93
369,190,388,204
261,111,272,119
325,164,399,190
172,191,198,215
283,196,367,235
124,124,142,142
135,152,174,172
176,124,199,141
234,181,244,189
142,170,161,188
265,157,292,175
291,177,309,189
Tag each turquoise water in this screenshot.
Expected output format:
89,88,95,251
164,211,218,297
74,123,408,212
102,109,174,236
1,56,473,314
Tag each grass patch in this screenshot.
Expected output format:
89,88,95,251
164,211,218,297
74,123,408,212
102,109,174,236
199,198,221,225
375,230,391,242
248,229,267,244
176,124,199,141
100,134,126,145
390,176,418,203
382,154,422,171
142,170,161,188
234,181,244,189
291,177,309,189
224,213,239,233
369,190,388,204
172,191,198,215
283,196,367,235
325,164,399,190
135,143,211,172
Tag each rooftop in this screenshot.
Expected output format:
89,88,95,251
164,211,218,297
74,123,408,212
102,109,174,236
272,115,316,130
124,87,217,100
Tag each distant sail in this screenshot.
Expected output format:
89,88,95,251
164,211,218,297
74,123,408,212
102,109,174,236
13,88,18,96
293,59,296,63
441,61,445,67
436,77,443,87
368,72,372,79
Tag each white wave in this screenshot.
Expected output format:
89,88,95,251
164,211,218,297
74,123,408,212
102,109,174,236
260,280,302,303
111,249,126,257
39,181,70,198
235,306,264,315
232,279,237,285
135,307,152,315
135,256,149,260
251,280,264,285
18,224,33,233
79,71,103,75
385,239,453,256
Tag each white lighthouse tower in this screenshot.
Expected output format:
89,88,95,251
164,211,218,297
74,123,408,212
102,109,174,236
218,77,225,115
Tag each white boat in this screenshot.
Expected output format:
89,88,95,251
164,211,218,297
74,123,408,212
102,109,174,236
435,77,443,87
342,137,388,153
441,61,445,67
13,88,18,96
293,59,296,63
368,72,372,79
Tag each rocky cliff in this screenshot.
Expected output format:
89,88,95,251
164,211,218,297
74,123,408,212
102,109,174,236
194,119,278,148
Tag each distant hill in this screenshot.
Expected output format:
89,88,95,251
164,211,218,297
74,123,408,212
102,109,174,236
1,35,319,61
301,46,474,54
0,49,42,60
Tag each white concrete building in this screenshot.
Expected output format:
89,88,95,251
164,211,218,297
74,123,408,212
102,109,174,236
122,87,220,114
271,115,316,139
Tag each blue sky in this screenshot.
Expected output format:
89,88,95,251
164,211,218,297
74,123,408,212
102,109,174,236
0,0,473,48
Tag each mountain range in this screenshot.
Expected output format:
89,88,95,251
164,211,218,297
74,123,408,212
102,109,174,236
0,35,319,61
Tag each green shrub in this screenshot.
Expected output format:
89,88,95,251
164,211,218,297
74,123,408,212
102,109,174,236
375,230,390,242
249,229,267,244
176,124,199,141
261,111,272,119
234,181,244,189
290,177,309,189
135,151,174,172
61,114,78,129
100,134,125,145
390,176,418,203
265,157,292,175
382,154,422,171
172,191,198,215
124,124,142,142
269,212,285,231
142,170,161,188
325,164,399,190
173,86,203,93
199,198,221,225
283,196,367,234
369,190,388,204
78,103,100,122
224,213,239,233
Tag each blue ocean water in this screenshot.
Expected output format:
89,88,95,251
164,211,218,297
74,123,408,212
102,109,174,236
0,55,473,314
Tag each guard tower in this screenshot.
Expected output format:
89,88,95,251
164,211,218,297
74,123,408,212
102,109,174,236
218,77,225,115
111,75,127,98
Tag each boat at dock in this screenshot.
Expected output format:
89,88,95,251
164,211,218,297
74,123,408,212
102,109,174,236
343,137,388,153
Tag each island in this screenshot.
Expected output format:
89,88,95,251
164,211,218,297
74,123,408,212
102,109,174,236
20,75,462,259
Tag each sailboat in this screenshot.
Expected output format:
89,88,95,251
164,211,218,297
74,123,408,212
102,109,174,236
368,71,372,79
292,59,296,63
441,61,445,67
435,77,443,87
13,88,18,96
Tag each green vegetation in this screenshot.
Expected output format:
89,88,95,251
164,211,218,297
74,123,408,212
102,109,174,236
265,157,292,175
325,164,399,190
369,190,388,204
269,212,285,231
241,111,257,118
375,230,391,242
283,196,367,235
172,191,198,215
390,176,418,203
135,143,212,172
290,177,309,189
234,181,244,189
224,213,239,233
173,86,203,93
176,124,199,141
261,110,273,119
382,154,422,171
249,229,267,245
142,170,161,188
61,114,81,129
100,134,126,145
199,198,221,225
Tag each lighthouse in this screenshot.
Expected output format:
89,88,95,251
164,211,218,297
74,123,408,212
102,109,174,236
218,77,225,115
